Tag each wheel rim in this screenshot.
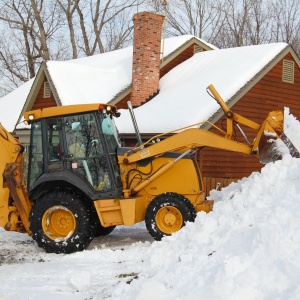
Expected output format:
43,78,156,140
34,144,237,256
155,205,183,234
42,205,76,241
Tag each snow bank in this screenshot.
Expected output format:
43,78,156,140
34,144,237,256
112,110,300,299
284,107,300,152
112,155,300,300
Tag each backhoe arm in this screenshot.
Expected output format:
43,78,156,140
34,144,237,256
3,163,32,234
0,123,31,234
208,84,263,139
121,127,255,164
121,84,291,166
207,84,298,162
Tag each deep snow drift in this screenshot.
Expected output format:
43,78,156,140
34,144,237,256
0,110,300,300
112,154,300,300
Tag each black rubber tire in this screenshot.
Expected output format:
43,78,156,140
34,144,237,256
30,189,95,254
145,192,197,241
94,220,116,237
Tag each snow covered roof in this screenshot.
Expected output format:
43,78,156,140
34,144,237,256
0,37,296,135
0,79,34,132
0,35,212,132
46,35,213,106
116,43,291,134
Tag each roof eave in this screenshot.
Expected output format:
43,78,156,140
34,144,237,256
202,44,294,129
44,63,62,106
16,63,46,126
108,85,131,106
16,62,63,126
161,36,214,69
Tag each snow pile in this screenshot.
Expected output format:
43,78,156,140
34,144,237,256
112,155,300,300
258,108,300,164
284,107,300,151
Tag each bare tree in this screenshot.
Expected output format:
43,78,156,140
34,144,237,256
219,0,252,47
147,0,300,52
58,0,145,57
57,0,80,58
147,0,226,43
30,0,50,60
0,27,30,96
0,0,147,95
88,0,143,54
246,0,273,45
0,1,36,80
76,1,92,56
0,0,63,95
270,0,300,53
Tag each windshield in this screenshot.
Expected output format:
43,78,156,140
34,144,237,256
100,113,122,188
64,111,122,190
101,114,121,148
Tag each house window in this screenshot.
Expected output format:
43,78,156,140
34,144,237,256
282,60,294,84
43,81,51,98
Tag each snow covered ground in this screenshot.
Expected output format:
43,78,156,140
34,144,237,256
1,110,300,300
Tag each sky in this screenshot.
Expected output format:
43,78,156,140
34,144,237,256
0,108,299,300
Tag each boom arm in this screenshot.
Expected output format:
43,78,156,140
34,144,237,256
122,127,255,164
0,123,31,233
121,85,285,165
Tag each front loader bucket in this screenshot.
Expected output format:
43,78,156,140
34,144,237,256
258,111,300,164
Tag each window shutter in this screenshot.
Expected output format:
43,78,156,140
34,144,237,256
282,60,294,84
194,45,202,54
43,81,51,98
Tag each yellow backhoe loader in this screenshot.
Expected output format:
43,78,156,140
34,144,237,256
1,85,298,253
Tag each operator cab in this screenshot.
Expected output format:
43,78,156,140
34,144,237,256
25,104,123,199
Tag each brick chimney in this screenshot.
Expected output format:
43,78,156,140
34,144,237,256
131,12,164,107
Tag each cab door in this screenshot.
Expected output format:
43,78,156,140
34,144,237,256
63,112,115,193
